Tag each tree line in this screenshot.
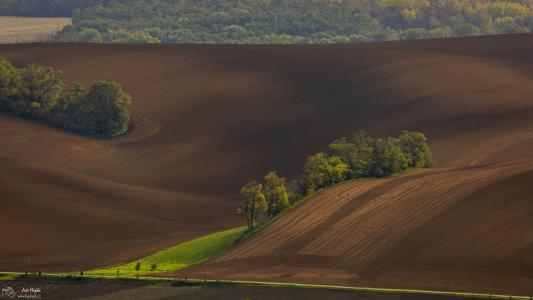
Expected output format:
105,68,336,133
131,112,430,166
239,130,433,231
1,0,531,44
0,0,111,17
0,56,131,138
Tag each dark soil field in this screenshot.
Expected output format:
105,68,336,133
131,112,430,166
0,279,484,300
2,34,533,295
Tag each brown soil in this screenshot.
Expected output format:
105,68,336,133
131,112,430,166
2,34,533,294
0,279,483,300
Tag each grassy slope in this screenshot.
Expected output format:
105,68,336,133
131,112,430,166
86,227,246,276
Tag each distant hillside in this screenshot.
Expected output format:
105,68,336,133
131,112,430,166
2,0,533,44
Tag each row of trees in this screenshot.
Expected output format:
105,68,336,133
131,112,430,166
42,0,533,44
239,131,433,231
0,56,131,138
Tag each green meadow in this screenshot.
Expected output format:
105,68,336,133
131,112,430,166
86,226,246,277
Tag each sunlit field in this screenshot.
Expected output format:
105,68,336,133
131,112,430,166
0,16,70,44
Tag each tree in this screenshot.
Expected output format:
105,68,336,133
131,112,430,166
70,80,131,137
61,82,86,112
135,261,141,278
371,137,410,177
264,171,289,219
303,152,349,193
0,56,133,139
151,263,157,271
78,28,102,42
328,130,374,179
0,56,20,112
398,131,434,168
51,81,86,127
238,180,267,231
18,63,63,117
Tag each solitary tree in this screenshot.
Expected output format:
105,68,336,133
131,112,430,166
151,263,157,271
238,180,267,231
135,261,141,278
24,257,30,275
264,171,289,219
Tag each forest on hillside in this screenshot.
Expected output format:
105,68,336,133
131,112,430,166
1,0,533,43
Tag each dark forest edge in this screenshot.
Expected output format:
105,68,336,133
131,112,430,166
0,56,131,138
2,1,533,44
239,130,434,232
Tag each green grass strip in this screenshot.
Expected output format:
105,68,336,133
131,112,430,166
85,226,247,277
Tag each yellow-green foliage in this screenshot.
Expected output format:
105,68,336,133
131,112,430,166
0,17,71,44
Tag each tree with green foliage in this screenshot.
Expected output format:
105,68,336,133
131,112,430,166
328,130,374,179
239,130,433,228
238,180,267,231
303,152,349,194
0,56,20,112
0,56,132,138
398,131,434,168
371,137,410,177
26,0,533,44
135,261,141,278
78,28,102,43
264,171,289,219
69,80,131,137
17,63,64,118
49,81,86,128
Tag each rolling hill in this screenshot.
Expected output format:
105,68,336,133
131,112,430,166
1,34,533,293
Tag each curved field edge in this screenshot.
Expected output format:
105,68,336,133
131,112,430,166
0,273,530,300
85,227,247,276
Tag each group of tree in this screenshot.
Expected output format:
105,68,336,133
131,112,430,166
238,171,289,231
302,130,433,193
238,130,433,231
0,55,131,138
2,0,532,44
